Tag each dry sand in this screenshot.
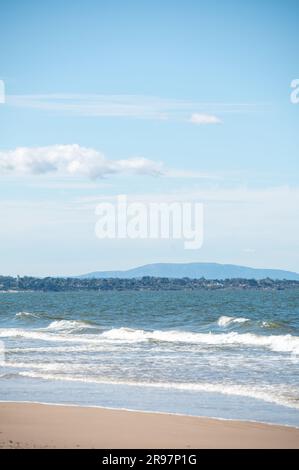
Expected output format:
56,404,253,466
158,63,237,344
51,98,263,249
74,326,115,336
0,402,298,449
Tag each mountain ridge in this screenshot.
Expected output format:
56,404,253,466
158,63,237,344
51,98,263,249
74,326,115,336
78,262,299,281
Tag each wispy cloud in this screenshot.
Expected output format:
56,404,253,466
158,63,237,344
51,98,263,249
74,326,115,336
164,169,221,179
6,94,256,121
0,144,163,179
190,113,222,125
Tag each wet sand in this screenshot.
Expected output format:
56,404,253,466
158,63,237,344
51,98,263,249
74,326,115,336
0,402,299,449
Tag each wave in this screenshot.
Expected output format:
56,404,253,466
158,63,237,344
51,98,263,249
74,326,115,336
16,371,299,410
261,321,285,329
6,344,116,353
44,319,100,332
101,327,299,354
15,311,42,320
0,328,91,343
4,361,86,372
0,372,22,379
14,313,283,334
1,325,299,354
216,316,286,330
15,314,100,330
217,316,249,327
0,290,21,294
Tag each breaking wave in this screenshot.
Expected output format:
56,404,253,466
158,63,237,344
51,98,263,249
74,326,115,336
1,326,299,354
44,319,100,332
217,316,249,327
102,327,299,354
15,371,299,410
15,311,42,320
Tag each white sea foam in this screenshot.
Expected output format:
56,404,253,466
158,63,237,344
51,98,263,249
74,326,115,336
4,361,94,372
0,328,91,343
16,371,299,410
5,361,67,371
260,321,283,329
44,320,95,331
217,316,249,327
15,315,99,332
1,325,299,354
0,290,20,293
101,327,299,354
15,311,41,319
6,344,116,353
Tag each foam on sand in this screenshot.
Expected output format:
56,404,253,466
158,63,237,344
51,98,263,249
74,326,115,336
13,370,299,410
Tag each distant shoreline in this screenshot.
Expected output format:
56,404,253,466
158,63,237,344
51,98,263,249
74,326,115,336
1,275,299,292
1,402,299,449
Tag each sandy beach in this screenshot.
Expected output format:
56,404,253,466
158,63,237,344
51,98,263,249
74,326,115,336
0,402,298,449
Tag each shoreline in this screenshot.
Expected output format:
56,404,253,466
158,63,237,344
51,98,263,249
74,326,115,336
1,399,299,430
1,402,299,448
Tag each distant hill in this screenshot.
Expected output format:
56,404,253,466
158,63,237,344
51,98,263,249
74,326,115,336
78,262,299,281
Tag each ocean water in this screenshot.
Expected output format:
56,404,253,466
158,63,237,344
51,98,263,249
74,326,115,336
1,289,299,426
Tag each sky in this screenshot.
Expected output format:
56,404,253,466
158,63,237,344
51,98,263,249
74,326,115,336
0,0,298,276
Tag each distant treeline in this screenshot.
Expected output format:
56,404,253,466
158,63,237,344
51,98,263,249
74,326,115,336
0,276,298,291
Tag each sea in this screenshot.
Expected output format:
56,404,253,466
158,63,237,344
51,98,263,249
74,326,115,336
1,288,299,427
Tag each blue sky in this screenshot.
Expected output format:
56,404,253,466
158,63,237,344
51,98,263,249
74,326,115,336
0,0,298,276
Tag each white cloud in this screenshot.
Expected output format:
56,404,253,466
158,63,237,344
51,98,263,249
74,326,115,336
0,144,163,179
190,113,222,125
